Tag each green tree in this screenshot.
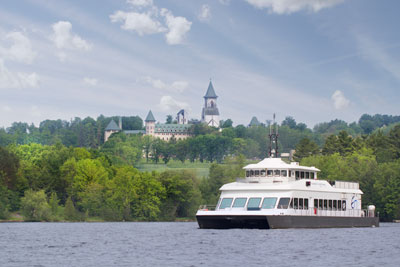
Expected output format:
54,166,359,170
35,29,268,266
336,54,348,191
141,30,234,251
20,190,51,221
64,196,78,221
294,137,319,161
49,192,60,216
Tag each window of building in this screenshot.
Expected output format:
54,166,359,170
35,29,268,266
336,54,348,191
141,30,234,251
277,198,290,209
342,200,346,211
328,200,332,210
301,171,305,179
289,170,292,177
306,172,310,179
299,198,304,209
323,199,328,210
311,172,315,179
232,198,247,208
261,170,266,177
255,170,260,177
338,200,342,210
246,171,250,177
274,170,281,176
333,200,337,210
250,170,254,176
294,198,298,209
262,198,277,209
219,198,233,209
267,170,273,177
304,199,309,209
314,199,318,209
281,170,287,177
296,171,300,179
247,198,262,210
319,199,323,210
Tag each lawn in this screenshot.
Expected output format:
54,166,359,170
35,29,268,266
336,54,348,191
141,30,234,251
135,159,212,177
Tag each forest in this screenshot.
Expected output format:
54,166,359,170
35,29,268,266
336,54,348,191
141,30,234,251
1,113,400,222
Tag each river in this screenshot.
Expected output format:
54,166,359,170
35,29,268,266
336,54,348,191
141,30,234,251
0,222,399,266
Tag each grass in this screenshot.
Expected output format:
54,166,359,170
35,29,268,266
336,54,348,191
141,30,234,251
135,159,212,177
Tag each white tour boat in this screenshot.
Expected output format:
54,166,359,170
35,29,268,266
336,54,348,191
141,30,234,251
196,118,379,229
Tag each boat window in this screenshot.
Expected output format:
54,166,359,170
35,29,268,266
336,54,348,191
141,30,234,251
342,200,346,211
255,170,260,177
267,170,273,177
250,170,254,176
338,200,342,210
304,199,309,209
318,199,323,210
232,198,247,208
219,198,233,209
314,199,318,209
294,198,298,209
277,198,290,209
306,172,310,179
311,172,315,179
262,197,277,209
295,171,300,179
333,200,337,210
261,170,266,177
289,170,292,177
328,200,333,210
274,170,280,176
301,171,305,179
281,170,287,177
246,171,250,177
289,198,294,209
247,198,262,210
323,200,328,210
299,198,304,209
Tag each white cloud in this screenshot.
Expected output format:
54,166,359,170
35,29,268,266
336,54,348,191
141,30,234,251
127,0,153,7
141,76,188,92
245,0,344,14
198,5,211,21
0,58,39,89
83,77,98,86
219,0,231,5
331,90,350,110
159,95,190,112
110,11,166,36
161,9,192,45
51,21,92,51
0,32,37,64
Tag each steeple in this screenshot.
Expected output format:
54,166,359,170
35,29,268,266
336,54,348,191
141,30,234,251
204,81,217,98
145,110,156,122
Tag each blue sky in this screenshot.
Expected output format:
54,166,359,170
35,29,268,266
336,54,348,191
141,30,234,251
1,0,400,128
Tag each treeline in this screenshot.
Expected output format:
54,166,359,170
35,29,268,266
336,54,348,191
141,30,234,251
0,142,244,221
294,125,400,221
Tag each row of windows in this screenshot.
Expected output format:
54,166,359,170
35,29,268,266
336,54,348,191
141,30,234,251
245,170,316,179
218,197,347,211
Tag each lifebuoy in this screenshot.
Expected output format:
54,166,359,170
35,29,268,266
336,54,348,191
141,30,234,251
314,208,317,214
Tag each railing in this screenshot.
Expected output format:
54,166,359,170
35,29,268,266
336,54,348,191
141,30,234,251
291,207,379,217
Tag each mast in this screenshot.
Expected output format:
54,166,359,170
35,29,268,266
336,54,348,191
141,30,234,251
268,113,279,158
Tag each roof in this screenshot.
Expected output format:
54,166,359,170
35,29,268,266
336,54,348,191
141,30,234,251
203,107,220,116
145,110,156,122
204,81,217,98
154,123,192,133
249,116,261,126
243,158,320,172
105,119,121,131
123,130,145,134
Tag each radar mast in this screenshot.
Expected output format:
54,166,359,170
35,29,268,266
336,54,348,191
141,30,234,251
268,113,279,158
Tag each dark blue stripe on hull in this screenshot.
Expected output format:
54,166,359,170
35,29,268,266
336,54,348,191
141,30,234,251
196,215,379,229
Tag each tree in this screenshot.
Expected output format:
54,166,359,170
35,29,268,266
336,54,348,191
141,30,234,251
166,115,173,124
293,137,319,161
49,192,60,217
0,146,20,190
64,196,78,221
20,190,51,221
221,119,233,128
282,116,297,129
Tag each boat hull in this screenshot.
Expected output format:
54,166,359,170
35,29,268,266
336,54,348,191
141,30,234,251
196,215,379,229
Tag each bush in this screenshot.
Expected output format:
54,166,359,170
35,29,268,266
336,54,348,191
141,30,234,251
20,190,51,221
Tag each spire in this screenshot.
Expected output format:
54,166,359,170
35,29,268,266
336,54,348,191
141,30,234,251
204,81,217,98
145,110,156,122
105,119,121,131
249,116,261,127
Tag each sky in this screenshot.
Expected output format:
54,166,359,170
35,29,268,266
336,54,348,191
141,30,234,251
1,0,400,128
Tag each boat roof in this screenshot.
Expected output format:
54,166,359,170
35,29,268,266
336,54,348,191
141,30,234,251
243,157,320,172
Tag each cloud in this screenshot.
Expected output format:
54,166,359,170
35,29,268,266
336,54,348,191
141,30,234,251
31,105,41,117
51,21,92,51
331,90,350,110
159,95,190,112
110,11,166,36
245,0,345,14
0,32,37,64
140,76,188,92
0,58,40,88
83,77,98,86
198,5,211,21
2,105,11,112
127,0,153,7
219,0,231,5
161,9,192,45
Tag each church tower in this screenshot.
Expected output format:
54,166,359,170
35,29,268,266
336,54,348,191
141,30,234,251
201,81,220,127
145,110,156,135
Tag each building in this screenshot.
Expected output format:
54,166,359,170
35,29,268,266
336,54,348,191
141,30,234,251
248,116,261,127
104,81,221,142
201,81,220,127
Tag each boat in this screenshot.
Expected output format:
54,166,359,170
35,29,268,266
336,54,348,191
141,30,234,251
196,117,379,229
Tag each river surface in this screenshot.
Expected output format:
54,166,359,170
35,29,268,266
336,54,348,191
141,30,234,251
0,222,399,267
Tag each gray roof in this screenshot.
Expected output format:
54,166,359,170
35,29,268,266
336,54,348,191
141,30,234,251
145,110,156,122
204,81,217,98
124,130,145,135
203,107,220,116
154,123,192,133
249,116,261,126
105,119,121,131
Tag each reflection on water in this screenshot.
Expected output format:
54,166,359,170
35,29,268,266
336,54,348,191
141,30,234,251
0,222,399,267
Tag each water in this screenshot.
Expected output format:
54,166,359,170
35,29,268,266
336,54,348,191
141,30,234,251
0,222,399,267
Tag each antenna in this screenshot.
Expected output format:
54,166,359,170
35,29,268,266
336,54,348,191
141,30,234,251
268,113,279,158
